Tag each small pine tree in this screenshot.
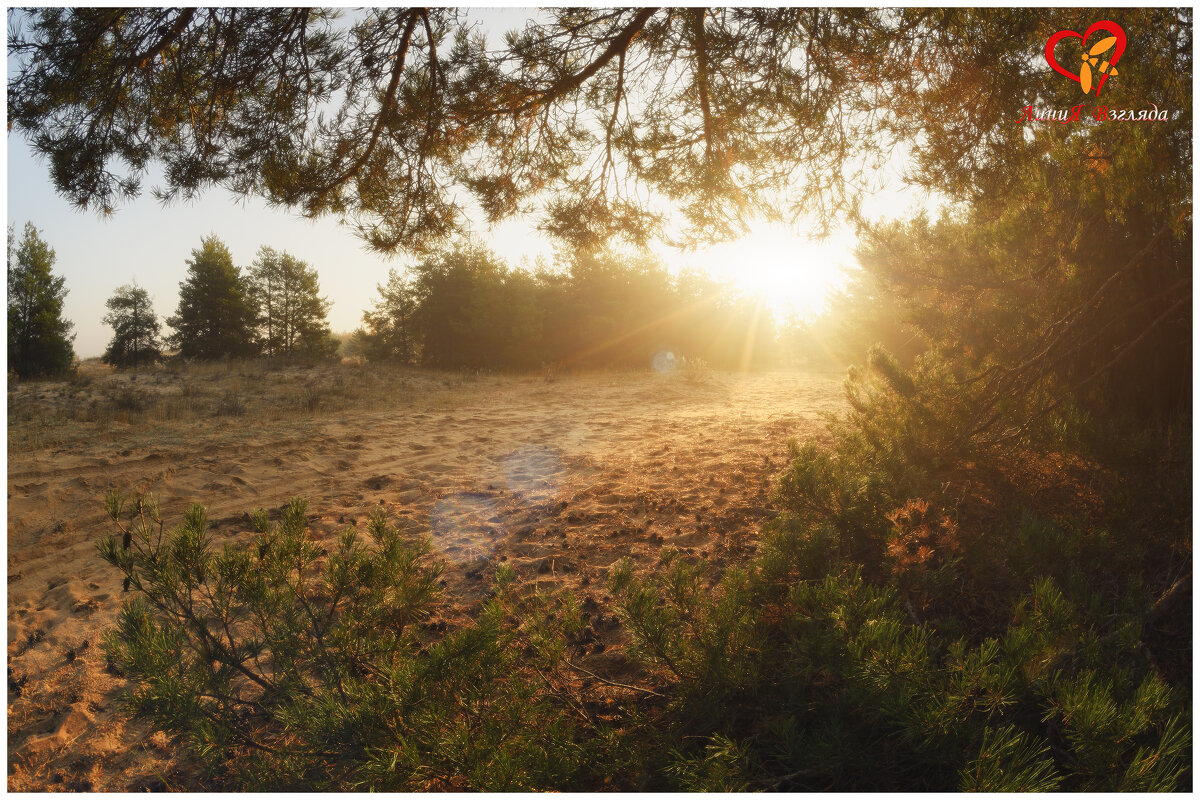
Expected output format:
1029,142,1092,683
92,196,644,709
247,246,337,359
102,283,163,368
167,235,258,359
99,495,592,791
7,221,75,378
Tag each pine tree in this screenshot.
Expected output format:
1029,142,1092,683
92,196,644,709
360,268,419,363
7,7,1000,253
7,221,74,378
167,235,258,360
102,283,163,368
247,247,336,359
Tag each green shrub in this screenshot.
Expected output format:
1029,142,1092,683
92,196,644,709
704,338,1192,791
608,525,1190,791
772,348,980,575
99,494,590,791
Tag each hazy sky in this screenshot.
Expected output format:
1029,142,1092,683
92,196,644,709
6,8,938,359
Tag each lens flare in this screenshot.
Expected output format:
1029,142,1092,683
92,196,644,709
652,349,679,373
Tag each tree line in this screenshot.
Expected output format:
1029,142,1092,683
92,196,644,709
6,226,338,376
164,236,337,364
354,241,778,371
8,225,791,377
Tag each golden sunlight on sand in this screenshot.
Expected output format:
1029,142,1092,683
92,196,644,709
7,365,845,790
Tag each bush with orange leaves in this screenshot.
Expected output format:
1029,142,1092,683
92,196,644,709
884,498,966,611
884,498,962,572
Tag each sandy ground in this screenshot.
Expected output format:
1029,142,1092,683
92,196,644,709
7,366,845,791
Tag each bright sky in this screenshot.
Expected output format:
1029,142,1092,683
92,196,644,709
5,9,940,359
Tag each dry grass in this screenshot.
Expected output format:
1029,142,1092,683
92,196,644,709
7,359,456,451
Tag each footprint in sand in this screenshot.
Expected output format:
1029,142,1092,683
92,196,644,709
503,445,565,503
364,474,395,491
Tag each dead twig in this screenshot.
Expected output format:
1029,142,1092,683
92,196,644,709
562,657,665,698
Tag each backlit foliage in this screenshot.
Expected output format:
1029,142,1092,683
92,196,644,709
355,242,778,370
17,9,1188,253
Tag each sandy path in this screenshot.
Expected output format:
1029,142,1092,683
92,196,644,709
7,369,844,791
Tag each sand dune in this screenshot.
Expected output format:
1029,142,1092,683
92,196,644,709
7,367,844,791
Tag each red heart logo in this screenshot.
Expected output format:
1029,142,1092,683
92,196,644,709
1045,21,1127,96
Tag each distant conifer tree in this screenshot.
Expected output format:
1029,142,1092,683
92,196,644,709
248,247,337,359
360,268,419,364
102,283,163,368
167,235,258,359
7,221,75,377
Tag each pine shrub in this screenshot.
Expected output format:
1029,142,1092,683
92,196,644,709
608,526,1190,791
99,494,590,791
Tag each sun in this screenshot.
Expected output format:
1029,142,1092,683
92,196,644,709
674,225,855,321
